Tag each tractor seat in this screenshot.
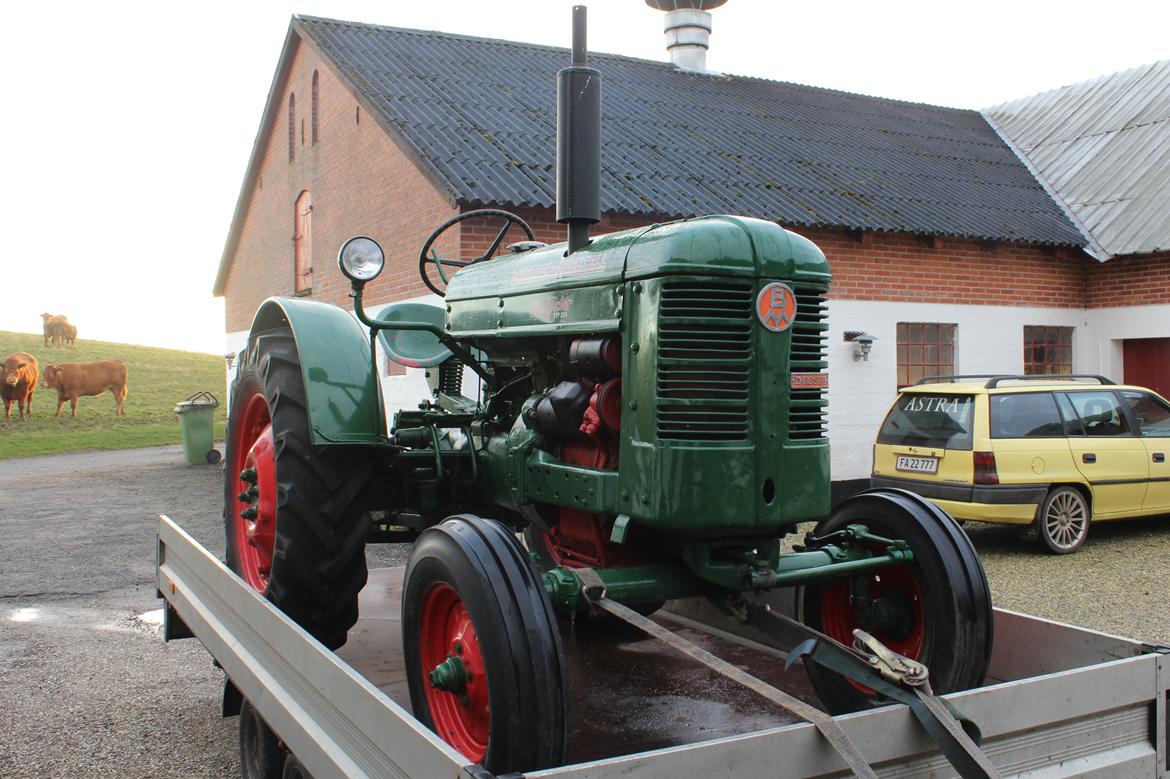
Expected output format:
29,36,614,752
376,302,453,368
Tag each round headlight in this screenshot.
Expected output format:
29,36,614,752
338,236,385,284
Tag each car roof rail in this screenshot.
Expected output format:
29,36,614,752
914,374,998,385
983,374,1116,389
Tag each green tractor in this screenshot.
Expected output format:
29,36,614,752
224,7,992,773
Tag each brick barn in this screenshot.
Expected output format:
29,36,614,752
212,14,1170,490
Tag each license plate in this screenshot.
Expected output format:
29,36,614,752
896,455,938,474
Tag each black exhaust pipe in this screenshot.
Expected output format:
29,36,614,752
556,5,601,255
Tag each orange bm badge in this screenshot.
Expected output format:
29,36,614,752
756,282,797,332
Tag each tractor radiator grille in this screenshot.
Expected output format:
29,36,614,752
656,280,752,442
788,287,829,440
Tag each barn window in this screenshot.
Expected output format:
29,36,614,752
355,105,360,125
294,191,312,293
288,93,296,162
311,71,319,144
896,322,956,388
1024,326,1073,374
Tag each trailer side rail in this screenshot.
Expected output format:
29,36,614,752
156,515,472,779
158,515,1169,778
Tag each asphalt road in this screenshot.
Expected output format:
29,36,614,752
2,446,1169,778
0,445,404,778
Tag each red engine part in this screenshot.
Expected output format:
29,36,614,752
541,374,632,567
580,378,621,439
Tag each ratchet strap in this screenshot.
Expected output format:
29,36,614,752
572,570,878,778
745,602,1001,779
571,567,999,779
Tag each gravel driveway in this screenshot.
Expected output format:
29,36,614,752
1,445,1168,777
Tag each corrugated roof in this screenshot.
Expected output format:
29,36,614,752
295,16,1083,248
985,60,1170,258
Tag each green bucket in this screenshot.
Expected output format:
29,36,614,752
175,391,221,465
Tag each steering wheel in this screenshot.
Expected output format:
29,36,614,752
418,208,535,297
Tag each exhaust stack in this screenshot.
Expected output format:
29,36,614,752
556,5,601,255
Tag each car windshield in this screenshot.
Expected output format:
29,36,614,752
877,393,975,450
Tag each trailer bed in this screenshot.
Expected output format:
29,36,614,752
156,516,1169,778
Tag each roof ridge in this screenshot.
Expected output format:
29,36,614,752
293,13,980,115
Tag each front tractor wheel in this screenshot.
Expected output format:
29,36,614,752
224,332,371,649
403,515,568,772
799,489,994,714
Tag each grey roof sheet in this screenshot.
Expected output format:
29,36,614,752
296,16,1083,247
985,60,1170,257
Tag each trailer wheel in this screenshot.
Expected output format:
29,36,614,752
239,700,284,779
224,332,371,649
404,515,568,772
799,489,993,714
281,753,310,779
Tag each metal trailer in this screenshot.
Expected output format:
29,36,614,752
157,515,1170,778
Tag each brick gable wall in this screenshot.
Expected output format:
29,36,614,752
222,39,458,333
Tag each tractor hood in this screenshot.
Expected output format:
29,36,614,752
444,215,829,303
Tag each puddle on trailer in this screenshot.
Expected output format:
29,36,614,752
339,568,818,764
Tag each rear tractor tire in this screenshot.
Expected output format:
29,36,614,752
404,515,569,773
799,489,994,714
224,331,371,649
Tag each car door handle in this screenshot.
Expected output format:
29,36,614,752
1155,453,1166,463
1082,453,1097,464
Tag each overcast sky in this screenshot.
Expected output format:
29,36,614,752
1,0,1164,354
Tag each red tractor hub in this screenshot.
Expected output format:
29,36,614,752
420,583,489,762
230,391,279,593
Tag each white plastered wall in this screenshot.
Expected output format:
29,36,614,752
1083,303,1170,381
826,300,1089,481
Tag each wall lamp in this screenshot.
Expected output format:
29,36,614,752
844,331,877,362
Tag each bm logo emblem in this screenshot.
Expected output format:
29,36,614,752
756,282,797,332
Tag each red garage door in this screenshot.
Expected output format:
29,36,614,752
1124,338,1170,397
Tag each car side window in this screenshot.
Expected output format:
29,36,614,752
1061,391,1131,437
1054,393,1085,436
1122,391,1170,438
989,393,1063,438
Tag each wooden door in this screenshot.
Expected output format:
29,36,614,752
1124,338,1170,397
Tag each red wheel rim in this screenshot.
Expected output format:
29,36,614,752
419,583,489,761
819,560,924,694
229,389,278,593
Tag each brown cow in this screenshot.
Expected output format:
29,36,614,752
41,360,128,418
2,352,39,420
40,313,69,348
62,323,78,347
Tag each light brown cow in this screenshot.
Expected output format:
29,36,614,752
41,360,128,418
40,313,69,348
2,352,39,420
62,323,78,347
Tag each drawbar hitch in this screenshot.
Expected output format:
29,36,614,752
570,568,1000,779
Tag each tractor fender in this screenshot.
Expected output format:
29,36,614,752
249,297,384,445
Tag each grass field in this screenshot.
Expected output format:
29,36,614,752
0,331,227,459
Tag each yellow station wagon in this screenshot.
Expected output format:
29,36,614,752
871,375,1170,553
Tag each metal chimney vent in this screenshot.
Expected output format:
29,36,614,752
645,0,727,73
